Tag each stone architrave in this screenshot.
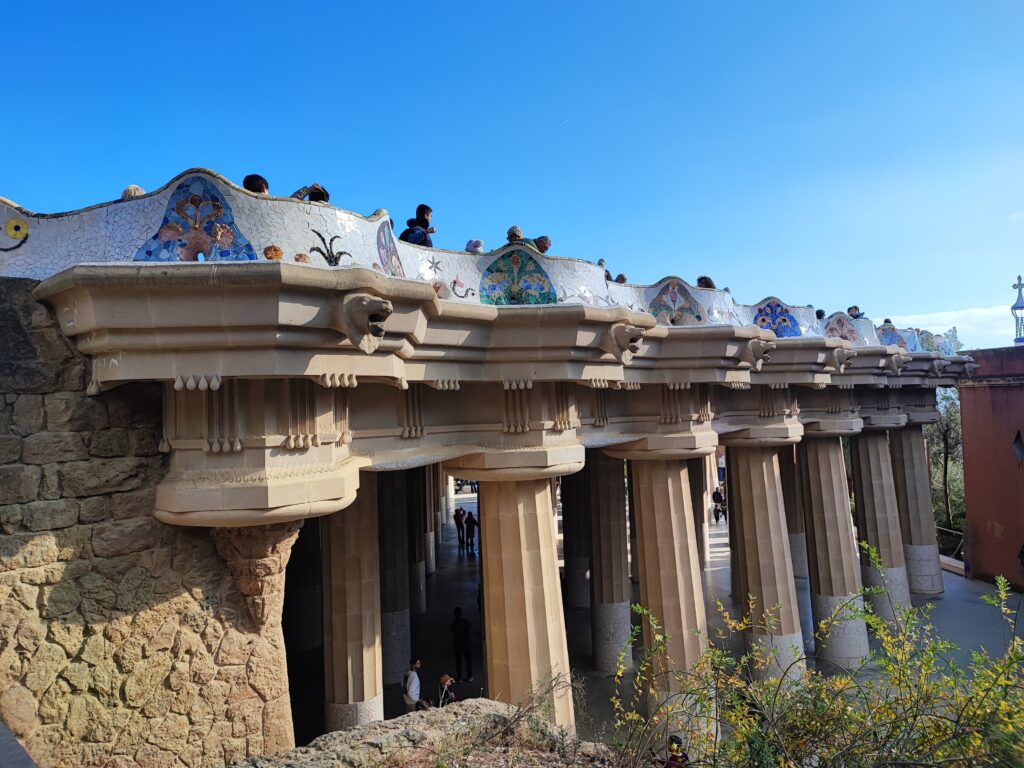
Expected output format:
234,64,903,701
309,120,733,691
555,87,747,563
478,477,575,730
586,450,633,672
630,459,707,686
323,473,384,729
407,467,427,616
728,446,805,679
559,467,592,610
378,470,411,685
890,425,944,595
850,432,912,619
796,438,869,672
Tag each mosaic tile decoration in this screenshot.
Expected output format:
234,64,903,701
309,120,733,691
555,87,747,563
877,323,909,350
646,279,706,325
824,313,865,345
753,297,802,338
134,176,255,262
479,249,557,305
0,168,963,349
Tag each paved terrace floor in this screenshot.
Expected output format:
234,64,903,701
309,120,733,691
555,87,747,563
387,493,1023,743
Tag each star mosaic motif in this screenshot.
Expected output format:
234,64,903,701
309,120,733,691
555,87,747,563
427,255,442,275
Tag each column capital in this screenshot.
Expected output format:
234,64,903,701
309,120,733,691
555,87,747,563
604,433,717,461
442,446,583,481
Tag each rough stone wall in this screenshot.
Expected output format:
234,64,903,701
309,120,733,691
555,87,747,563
0,279,293,768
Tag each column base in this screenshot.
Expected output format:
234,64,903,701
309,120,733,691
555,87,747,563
381,608,411,685
748,632,806,680
905,543,944,595
564,556,590,610
863,565,911,621
425,531,436,575
410,561,427,615
592,601,633,673
325,693,384,731
811,593,869,672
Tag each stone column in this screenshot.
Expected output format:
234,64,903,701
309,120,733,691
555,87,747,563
890,425,944,595
560,466,592,609
796,438,869,671
728,446,804,678
686,457,709,570
630,459,707,683
378,470,410,685
587,450,633,672
726,449,742,601
323,473,384,728
425,465,437,576
407,467,427,616
778,445,809,580
626,461,641,604
478,478,575,729
850,432,912,619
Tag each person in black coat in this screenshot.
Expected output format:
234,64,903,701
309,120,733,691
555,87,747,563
399,204,435,247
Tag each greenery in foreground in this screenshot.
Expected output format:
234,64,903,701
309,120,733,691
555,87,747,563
609,562,1023,767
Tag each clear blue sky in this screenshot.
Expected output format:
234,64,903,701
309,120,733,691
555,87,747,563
3,2,1022,347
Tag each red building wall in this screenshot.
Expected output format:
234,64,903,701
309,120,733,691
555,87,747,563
960,346,1024,591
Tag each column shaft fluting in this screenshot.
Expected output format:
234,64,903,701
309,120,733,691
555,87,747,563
687,457,709,570
323,473,384,728
406,467,427,615
560,467,592,609
631,459,707,684
796,438,869,671
890,425,944,595
479,479,575,729
378,470,411,684
587,450,632,672
850,432,912,618
729,446,804,678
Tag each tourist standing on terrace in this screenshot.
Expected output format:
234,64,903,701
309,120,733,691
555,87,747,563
399,204,435,247
696,275,716,289
464,511,479,556
243,174,270,194
453,506,466,551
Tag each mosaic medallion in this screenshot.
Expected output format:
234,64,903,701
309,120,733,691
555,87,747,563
134,176,255,262
877,323,908,350
753,297,801,337
479,249,557,305
647,280,705,325
824,314,864,344
375,221,405,277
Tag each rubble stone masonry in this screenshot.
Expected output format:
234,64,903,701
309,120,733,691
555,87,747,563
0,279,294,768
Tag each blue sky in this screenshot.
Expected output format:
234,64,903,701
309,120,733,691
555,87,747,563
3,2,1022,347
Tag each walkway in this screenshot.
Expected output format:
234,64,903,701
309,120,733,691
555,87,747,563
386,494,1022,742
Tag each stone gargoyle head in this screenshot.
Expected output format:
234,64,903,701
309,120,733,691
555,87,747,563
329,293,394,354
600,323,646,364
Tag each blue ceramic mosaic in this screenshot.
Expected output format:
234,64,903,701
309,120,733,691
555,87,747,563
134,176,256,262
479,249,557,305
753,298,801,337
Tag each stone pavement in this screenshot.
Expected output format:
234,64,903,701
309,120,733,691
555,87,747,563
391,493,1022,743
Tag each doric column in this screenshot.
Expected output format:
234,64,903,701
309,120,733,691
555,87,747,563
323,473,384,728
796,438,869,671
728,446,804,678
425,465,438,576
687,457,709,570
477,477,575,729
378,470,410,685
629,459,707,684
778,445,809,580
890,425,943,595
407,467,427,616
560,467,592,609
626,462,641,601
586,450,632,672
850,432,912,619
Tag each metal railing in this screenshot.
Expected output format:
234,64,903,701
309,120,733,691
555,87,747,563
936,525,965,560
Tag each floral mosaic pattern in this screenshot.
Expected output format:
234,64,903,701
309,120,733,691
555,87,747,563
134,177,255,262
824,314,865,344
753,297,801,337
647,280,705,326
375,221,405,277
479,249,557,305
877,323,908,350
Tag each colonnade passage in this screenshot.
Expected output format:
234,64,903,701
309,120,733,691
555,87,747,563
311,424,945,733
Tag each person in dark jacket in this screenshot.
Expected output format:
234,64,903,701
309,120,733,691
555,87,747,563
399,204,435,247
450,607,473,682
464,511,478,556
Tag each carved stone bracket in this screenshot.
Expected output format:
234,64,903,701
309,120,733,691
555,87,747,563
212,520,303,631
